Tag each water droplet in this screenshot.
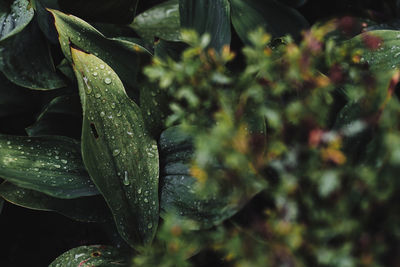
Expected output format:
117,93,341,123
61,159,68,164
144,198,149,203
100,111,106,117
54,164,61,169
147,223,153,229
104,77,112,84
111,103,116,109
137,188,142,194
100,64,105,69
92,72,98,76
95,93,101,98
123,171,130,185
113,149,121,156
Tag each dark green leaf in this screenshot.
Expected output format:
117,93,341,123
57,58,76,81
140,83,170,139
154,39,188,61
58,0,139,24
71,48,159,247
49,245,129,267
31,0,60,43
26,94,82,139
179,0,231,51
230,0,308,45
0,19,66,90
131,0,181,43
0,135,98,199
0,0,34,42
350,30,400,71
0,182,110,223
49,9,152,92
159,126,265,229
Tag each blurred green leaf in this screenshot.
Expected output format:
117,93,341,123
49,245,129,267
179,0,231,51
0,20,66,90
0,135,98,199
49,9,151,92
71,48,159,247
131,0,181,43
0,0,34,42
0,182,110,223
159,126,265,229
26,94,82,139
230,0,308,44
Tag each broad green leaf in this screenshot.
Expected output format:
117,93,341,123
140,83,170,139
0,20,66,90
154,39,188,61
0,135,98,199
71,48,159,247
49,9,151,91
0,182,109,223
159,126,265,229
179,0,231,51
230,0,308,45
0,0,34,42
58,0,139,24
49,245,129,267
350,30,400,71
26,95,82,139
131,0,181,43
31,0,60,43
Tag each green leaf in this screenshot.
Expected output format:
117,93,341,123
0,135,98,199
230,0,308,45
0,20,66,90
49,9,151,92
49,245,129,267
350,30,400,71
71,48,159,247
58,0,139,24
0,0,34,42
131,0,181,43
159,126,264,229
140,83,170,139
154,39,188,61
0,182,110,223
179,0,231,51
26,94,82,139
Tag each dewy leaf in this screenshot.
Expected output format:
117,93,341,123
350,30,400,71
58,0,139,25
0,19,66,90
71,48,159,247
0,0,34,42
49,9,151,91
26,94,83,139
230,0,308,45
0,182,110,223
49,245,129,267
159,126,265,229
0,135,98,199
131,0,181,43
179,0,231,51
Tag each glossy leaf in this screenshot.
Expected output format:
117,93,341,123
49,245,129,267
350,30,400,71
140,83,170,139
26,95,82,139
0,182,109,223
230,0,308,45
49,9,151,91
0,135,98,199
0,20,66,90
159,126,265,229
131,0,181,43
179,0,231,51
71,48,159,247
58,0,138,24
0,0,34,42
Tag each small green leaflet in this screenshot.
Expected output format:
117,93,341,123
0,135,97,199
71,47,159,248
